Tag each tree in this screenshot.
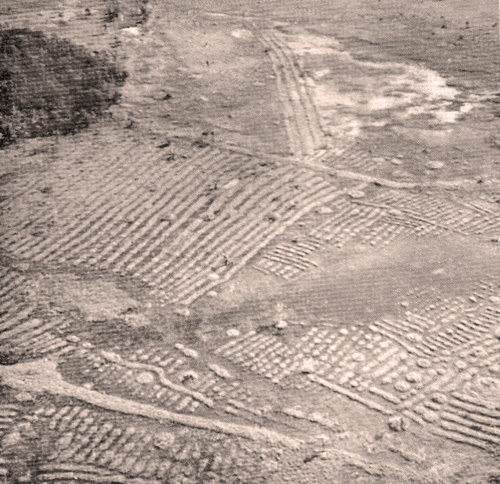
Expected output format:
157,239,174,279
0,29,127,146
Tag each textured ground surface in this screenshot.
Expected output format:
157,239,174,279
1,0,500,482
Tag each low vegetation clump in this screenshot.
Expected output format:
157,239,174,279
104,0,150,25
0,28,127,146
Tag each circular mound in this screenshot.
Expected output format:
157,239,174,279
0,29,127,146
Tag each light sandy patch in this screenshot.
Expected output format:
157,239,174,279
231,29,253,39
312,68,331,80
285,32,340,55
122,26,141,36
281,30,477,139
42,274,139,322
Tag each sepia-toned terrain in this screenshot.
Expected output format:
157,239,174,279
0,0,499,482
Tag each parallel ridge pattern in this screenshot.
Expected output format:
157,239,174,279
0,457,6,482
68,349,206,414
309,197,402,247
374,311,498,360
0,404,20,436
40,405,240,483
370,190,500,237
2,146,339,304
253,237,323,279
36,462,159,484
428,386,500,451
368,296,500,371
1,136,165,248
253,194,413,280
0,267,74,359
0,174,41,213
473,278,499,298
0,313,73,359
0,267,28,318
44,405,167,479
215,286,500,451
136,162,338,305
252,188,500,281
402,335,500,451
255,29,328,157
315,145,387,173
455,198,500,218
215,327,401,415
216,330,320,384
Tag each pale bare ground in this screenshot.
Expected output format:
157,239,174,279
0,0,500,483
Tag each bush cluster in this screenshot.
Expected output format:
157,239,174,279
0,29,127,146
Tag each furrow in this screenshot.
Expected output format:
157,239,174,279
166,173,330,289
150,167,302,287
257,36,308,156
5,147,144,257
111,152,238,273
257,30,320,155
37,162,170,263
269,31,326,146
182,185,341,304
86,149,223,265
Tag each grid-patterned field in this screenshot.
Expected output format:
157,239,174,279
1,143,340,305
1,0,500,482
215,279,500,452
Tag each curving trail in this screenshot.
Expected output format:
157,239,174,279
100,350,215,408
0,359,302,449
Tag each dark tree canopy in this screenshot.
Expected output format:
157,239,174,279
0,29,127,146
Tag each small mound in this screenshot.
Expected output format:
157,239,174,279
0,29,127,146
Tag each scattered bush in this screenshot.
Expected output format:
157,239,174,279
0,29,127,146
104,2,120,23
104,0,149,26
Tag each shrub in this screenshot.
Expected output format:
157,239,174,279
104,3,120,23
0,29,127,146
